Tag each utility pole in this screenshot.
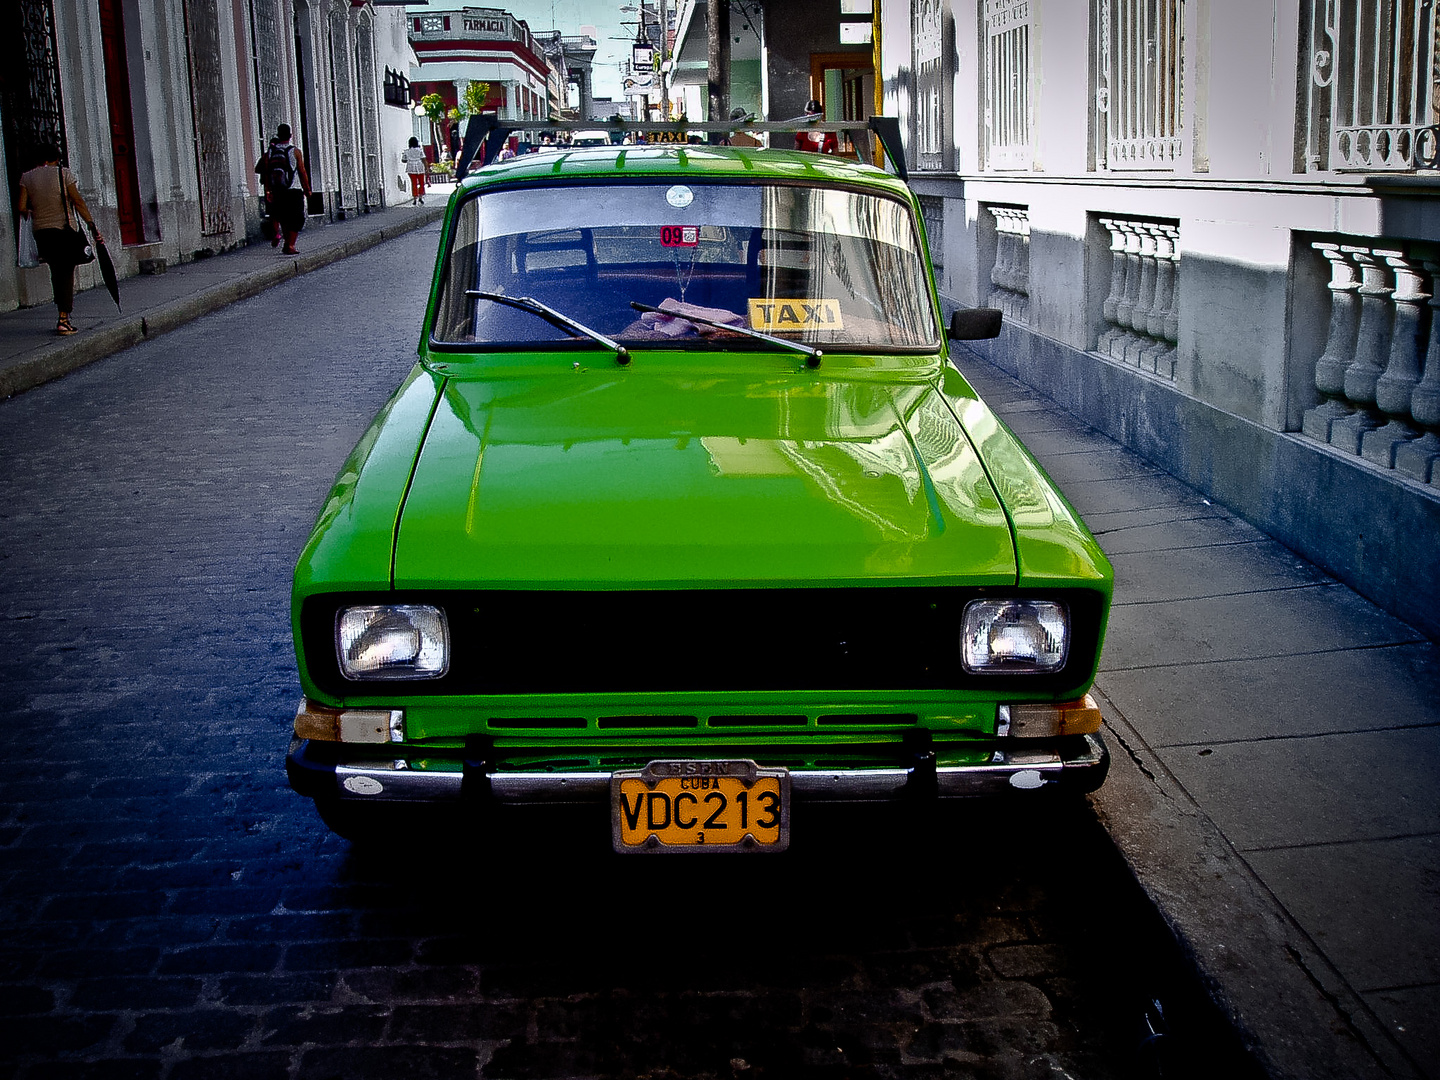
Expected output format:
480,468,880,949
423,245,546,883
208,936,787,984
657,0,670,121
707,0,729,132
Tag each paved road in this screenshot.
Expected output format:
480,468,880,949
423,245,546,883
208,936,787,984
0,226,1253,1079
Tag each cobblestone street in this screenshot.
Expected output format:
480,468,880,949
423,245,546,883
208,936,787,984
0,226,1250,1079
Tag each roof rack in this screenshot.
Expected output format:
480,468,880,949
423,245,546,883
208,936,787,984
455,116,909,184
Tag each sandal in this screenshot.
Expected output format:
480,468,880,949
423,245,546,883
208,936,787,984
56,316,77,336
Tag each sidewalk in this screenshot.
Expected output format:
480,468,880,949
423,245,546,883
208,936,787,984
0,200,445,399
951,341,1439,1080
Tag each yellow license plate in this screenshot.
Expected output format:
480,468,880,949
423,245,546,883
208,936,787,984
611,760,790,853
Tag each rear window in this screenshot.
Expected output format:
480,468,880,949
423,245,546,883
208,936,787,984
431,181,940,351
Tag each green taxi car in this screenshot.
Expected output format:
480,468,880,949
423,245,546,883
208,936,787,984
285,141,1112,852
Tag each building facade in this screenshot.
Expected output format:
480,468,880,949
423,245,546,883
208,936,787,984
406,4,551,139
881,0,1440,638
1,0,416,315
670,0,875,126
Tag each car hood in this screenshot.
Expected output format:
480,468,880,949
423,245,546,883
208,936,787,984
391,368,1017,589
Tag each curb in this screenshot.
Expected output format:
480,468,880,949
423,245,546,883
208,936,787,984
0,207,444,400
1088,688,1422,1080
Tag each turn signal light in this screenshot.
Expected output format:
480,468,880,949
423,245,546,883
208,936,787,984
293,699,403,743
1005,694,1102,737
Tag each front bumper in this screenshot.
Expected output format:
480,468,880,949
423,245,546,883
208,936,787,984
286,732,1109,805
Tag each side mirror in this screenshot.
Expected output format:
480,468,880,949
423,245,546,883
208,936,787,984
948,308,1004,341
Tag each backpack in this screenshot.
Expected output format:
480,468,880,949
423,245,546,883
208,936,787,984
266,143,296,191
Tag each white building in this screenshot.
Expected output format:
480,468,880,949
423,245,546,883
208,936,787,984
1,0,416,314
881,0,1440,638
406,5,551,131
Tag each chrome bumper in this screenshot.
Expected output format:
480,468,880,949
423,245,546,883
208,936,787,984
288,733,1108,804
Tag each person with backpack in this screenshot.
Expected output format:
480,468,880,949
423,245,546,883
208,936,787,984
254,123,311,255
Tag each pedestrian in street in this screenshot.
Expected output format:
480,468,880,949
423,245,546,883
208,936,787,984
256,123,311,255
16,142,103,336
402,136,428,204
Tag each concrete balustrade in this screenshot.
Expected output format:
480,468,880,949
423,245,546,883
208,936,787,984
1096,217,1179,378
1303,241,1440,483
986,205,1030,323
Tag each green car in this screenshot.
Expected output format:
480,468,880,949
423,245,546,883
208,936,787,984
285,142,1112,853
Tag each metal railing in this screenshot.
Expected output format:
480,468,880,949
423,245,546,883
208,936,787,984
1302,0,1440,171
1096,0,1186,170
983,0,1034,170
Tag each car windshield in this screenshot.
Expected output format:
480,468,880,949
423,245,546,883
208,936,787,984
431,181,940,351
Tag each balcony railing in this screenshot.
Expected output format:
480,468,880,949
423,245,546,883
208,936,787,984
987,205,1030,323
1096,216,1179,377
1302,240,1440,482
1301,0,1440,171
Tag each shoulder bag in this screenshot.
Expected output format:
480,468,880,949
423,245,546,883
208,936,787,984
58,166,96,266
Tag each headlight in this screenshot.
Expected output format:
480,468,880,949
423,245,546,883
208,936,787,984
336,605,449,680
961,599,1068,673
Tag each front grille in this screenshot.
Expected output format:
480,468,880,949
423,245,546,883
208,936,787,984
302,586,1104,698
596,715,699,729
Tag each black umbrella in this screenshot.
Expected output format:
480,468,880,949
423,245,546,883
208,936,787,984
88,223,120,311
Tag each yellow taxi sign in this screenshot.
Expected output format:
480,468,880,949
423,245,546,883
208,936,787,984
748,299,845,331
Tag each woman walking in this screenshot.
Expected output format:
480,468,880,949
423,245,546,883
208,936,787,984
402,137,428,204
17,143,102,336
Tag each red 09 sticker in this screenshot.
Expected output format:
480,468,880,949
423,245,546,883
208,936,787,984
661,225,699,247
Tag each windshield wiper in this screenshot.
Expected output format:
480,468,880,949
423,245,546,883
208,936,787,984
468,291,630,365
629,301,823,368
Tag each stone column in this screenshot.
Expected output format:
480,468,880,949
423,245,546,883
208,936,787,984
1124,226,1160,365
1302,243,1362,442
989,208,1016,308
1114,221,1142,334
1141,225,1179,378
1109,221,1143,361
1396,257,1440,483
988,208,1029,322
1361,252,1427,465
1098,219,1126,352
1330,247,1394,453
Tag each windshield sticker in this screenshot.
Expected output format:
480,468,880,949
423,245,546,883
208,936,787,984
749,299,845,331
665,184,694,208
661,225,700,247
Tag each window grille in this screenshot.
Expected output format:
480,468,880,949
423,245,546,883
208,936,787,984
1095,0,1186,170
1300,0,1440,171
982,0,1033,170
384,67,410,108
2,0,67,214
914,0,950,170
